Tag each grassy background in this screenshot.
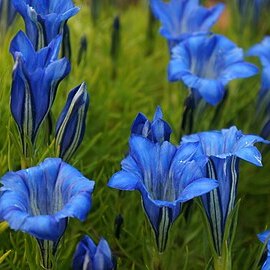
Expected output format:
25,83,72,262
0,0,270,269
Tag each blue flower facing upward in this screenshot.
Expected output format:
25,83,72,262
149,0,224,49
181,126,268,254
168,34,258,106
10,31,70,155
0,158,94,249
73,236,115,270
108,134,218,252
55,82,90,161
258,230,270,270
131,106,172,143
12,0,79,49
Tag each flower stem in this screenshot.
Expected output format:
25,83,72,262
38,240,55,270
213,254,231,270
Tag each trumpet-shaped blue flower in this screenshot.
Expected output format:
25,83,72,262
149,0,224,49
73,236,115,270
12,0,79,49
258,230,270,270
168,34,258,106
131,106,172,143
0,158,95,244
108,135,218,252
181,126,268,254
55,82,90,161
10,31,70,155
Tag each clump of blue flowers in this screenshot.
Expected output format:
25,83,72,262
10,31,70,157
108,107,218,252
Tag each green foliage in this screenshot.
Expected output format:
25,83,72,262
0,1,270,269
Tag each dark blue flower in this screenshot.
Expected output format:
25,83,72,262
0,158,95,244
181,126,268,254
168,34,258,106
258,230,270,270
131,106,172,143
149,0,224,49
73,236,115,270
55,82,90,161
108,135,218,252
10,31,70,155
0,0,17,31
12,0,79,49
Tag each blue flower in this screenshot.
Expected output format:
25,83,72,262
149,0,224,49
73,236,115,270
181,126,268,254
12,0,79,49
0,158,95,244
258,230,270,270
131,106,172,143
55,82,90,161
168,34,258,106
108,135,218,252
10,31,70,155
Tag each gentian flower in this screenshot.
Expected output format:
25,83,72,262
131,106,172,143
0,0,16,32
55,82,90,162
12,0,79,49
168,34,258,106
258,230,270,270
73,236,115,270
0,158,94,252
149,0,224,49
10,31,70,155
108,135,218,252
181,126,268,254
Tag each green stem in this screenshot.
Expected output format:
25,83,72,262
38,240,55,270
213,253,231,270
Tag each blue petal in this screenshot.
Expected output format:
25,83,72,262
107,171,140,191
247,36,270,67
179,177,218,202
10,30,35,62
93,238,114,269
234,146,263,166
